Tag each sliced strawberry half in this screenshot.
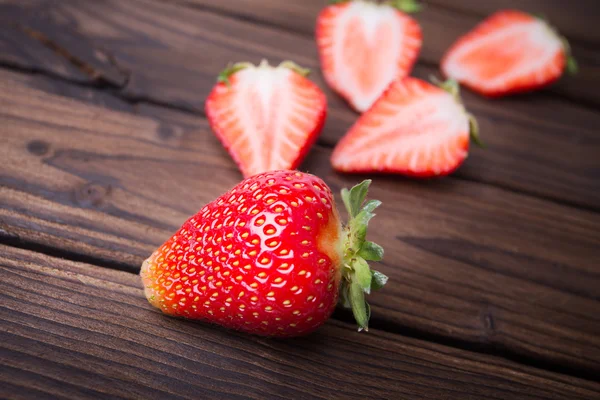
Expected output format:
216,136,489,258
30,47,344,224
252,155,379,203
441,10,577,97
316,0,422,112
331,77,481,177
205,60,327,178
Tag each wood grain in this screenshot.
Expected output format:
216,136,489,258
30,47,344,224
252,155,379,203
0,1,127,86
1,0,598,209
1,75,599,375
173,0,600,106
0,68,133,112
2,244,600,400
0,24,88,82
177,0,600,46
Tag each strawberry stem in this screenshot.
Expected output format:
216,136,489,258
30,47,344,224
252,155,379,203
339,180,387,332
468,114,484,148
566,56,578,75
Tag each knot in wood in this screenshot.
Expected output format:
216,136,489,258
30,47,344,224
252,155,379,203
74,182,111,207
27,140,50,156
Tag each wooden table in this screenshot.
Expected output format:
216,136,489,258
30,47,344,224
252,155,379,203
1,0,599,398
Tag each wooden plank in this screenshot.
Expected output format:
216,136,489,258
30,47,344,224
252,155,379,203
2,244,600,400
1,75,599,375
1,0,598,209
0,68,133,112
0,2,128,86
173,0,600,106
0,25,88,82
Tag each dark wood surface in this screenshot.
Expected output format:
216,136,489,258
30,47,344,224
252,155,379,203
1,0,599,398
1,0,598,209
0,24,89,82
1,70,599,376
182,0,600,46
175,0,600,106
2,244,600,400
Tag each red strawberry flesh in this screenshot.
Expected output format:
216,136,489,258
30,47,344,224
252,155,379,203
316,0,422,112
441,10,574,97
331,77,478,177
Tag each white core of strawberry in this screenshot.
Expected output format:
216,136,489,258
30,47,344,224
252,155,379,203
331,1,408,112
234,64,296,173
210,60,323,177
443,19,563,92
338,179,387,332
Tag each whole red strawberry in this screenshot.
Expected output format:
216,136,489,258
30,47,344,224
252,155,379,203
141,170,386,336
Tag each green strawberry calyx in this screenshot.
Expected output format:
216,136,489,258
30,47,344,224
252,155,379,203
217,62,253,87
328,0,422,13
559,37,578,75
385,0,422,13
217,60,311,87
339,180,388,332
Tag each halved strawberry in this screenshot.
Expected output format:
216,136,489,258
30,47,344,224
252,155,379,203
205,60,327,178
441,10,577,97
316,0,422,112
331,77,481,177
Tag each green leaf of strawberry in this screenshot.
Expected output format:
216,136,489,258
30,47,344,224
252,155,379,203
216,62,253,87
359,241,384,261
349,282,369,331
350,199,381,246
386,0,422,13
338,180,386,331
371,270,389,291
341,179,371,218
353,257,372,294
